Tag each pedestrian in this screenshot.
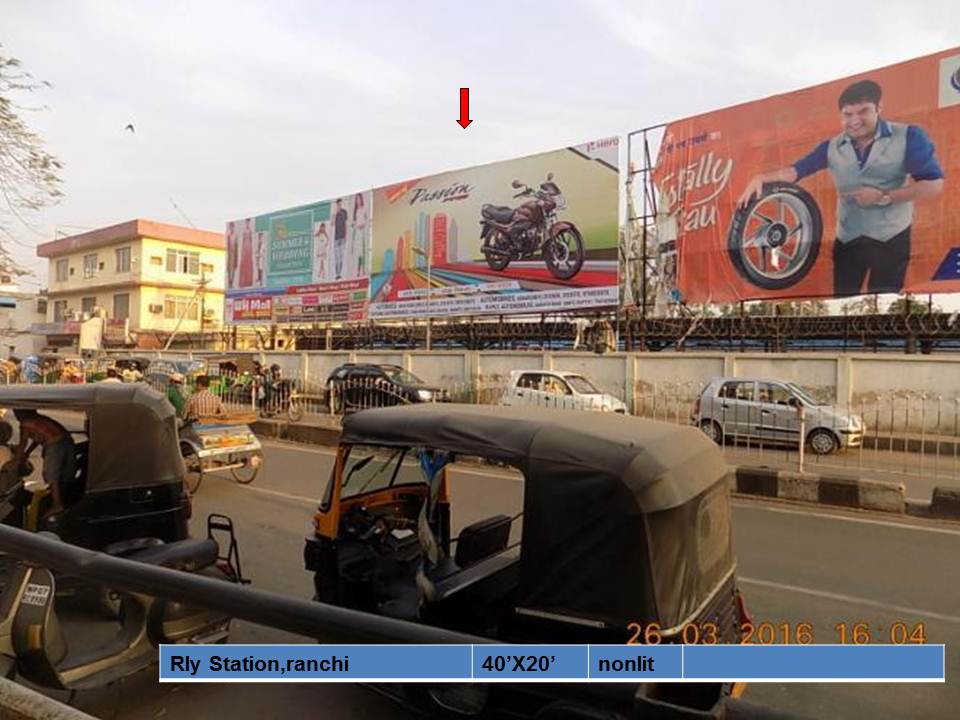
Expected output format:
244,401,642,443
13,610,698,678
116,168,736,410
167,373,186,416
99,367,122,383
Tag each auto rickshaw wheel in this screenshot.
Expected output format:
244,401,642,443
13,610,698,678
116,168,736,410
230,456,259,485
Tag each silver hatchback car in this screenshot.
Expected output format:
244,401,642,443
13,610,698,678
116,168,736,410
694,377,864,455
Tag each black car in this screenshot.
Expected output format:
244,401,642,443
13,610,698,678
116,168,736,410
326,363,444,414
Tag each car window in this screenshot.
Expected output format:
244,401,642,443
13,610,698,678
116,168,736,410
517,373,541,389
543,376,572,395
720,381,754,401
565,375,599,394
381,367,423,385
759,382,792,405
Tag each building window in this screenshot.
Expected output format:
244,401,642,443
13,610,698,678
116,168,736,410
164,296,197,321
53,300,67,322
81,296,97,314
116,246,131,273
113,293,130,320
166,249,200,275
83,254,98,279
37,298,47,315
55,259,69,282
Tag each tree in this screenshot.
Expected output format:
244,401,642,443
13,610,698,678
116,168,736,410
840,296,880,315
887,294,939,315
0,46,63,275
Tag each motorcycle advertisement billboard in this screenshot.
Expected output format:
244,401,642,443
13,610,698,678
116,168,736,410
652,47,960,304
368,137,620,319
225,193,371,323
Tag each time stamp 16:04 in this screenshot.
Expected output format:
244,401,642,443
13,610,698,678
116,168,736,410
626,621,928,645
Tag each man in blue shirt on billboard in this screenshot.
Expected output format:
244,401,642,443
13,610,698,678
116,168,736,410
738,80,945,296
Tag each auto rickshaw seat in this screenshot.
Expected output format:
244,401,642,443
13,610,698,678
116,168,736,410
126,538,218,572
454,514,512,567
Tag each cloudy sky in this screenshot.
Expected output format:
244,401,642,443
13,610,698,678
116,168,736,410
2,0,959,295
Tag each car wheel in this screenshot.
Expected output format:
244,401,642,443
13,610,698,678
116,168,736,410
699,419,723,445
808,428,838,455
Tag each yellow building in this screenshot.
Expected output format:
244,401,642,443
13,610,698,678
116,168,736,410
37,219,225,348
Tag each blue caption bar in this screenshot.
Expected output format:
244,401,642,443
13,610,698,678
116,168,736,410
159,644,945,683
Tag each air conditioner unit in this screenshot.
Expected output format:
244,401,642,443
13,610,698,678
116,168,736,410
203,308,216,318
148,304,163,314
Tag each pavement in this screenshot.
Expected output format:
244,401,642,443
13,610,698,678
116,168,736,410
39,440,960,720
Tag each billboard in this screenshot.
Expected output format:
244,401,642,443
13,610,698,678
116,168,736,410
369,138,620,318
225,193,371,324
652,47,960,304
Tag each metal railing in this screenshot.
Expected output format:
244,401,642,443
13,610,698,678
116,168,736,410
634,382,960,488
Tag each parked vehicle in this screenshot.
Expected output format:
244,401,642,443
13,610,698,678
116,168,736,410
0,384,245,652
480,173,585,280
500,369,627,413
694,377,864,455
327,363,444,414
305,403,748,718
0,518,245,691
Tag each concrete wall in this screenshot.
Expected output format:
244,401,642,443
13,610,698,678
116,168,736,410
147,349,960,435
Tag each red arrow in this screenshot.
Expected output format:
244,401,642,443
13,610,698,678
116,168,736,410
457,87,472,129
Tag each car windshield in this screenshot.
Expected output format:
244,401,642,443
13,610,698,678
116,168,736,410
381,367,424,385
786,383,822,406
565,375,599,394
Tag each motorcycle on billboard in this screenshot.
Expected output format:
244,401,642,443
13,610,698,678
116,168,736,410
479,173,585,280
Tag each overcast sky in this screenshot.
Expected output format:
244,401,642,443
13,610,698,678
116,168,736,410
2,0,959,299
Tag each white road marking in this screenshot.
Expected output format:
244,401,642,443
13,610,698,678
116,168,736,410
732,499,960,536
739,577,960,625
261,440,335,455
238,484,317,506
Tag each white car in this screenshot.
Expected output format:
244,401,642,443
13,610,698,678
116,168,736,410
500,370,628,414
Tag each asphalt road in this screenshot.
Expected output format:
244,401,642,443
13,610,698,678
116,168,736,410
46,442,960,720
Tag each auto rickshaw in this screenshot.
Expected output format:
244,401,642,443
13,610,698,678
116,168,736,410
113,356,151,383
305,403,748,718
0,384,245,616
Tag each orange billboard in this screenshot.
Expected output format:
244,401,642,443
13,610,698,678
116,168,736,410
653,47,960,303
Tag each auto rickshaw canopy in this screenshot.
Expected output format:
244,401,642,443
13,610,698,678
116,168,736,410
0,384,184,493
341,404,735,630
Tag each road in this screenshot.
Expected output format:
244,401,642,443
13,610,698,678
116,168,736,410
45,441,959,720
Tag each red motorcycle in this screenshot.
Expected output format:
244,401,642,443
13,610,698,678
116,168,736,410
479,173,585,280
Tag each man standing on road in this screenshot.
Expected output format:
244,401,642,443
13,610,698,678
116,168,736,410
183,375,226,421
738,80,945,296
333,198,348,280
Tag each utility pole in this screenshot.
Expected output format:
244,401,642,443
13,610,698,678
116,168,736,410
199,266,207,350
